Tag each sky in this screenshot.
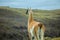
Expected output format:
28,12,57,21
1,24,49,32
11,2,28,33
0,0,60,10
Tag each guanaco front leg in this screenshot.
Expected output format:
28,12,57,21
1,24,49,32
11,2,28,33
29,26,35,40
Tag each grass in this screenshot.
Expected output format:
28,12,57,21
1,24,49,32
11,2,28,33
0,6,60,40
52,37,60,40
45,37,60,40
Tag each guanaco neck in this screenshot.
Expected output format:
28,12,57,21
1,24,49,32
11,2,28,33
28,9,34,26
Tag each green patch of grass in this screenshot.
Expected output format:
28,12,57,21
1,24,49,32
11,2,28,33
52,37,60,40
45,37,60,40
45,37,52,40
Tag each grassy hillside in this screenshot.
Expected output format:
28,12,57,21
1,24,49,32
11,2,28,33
0,6,28,40
0,6,27,26
0,6,60,40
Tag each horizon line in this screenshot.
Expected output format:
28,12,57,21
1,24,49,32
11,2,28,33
0,6,60,10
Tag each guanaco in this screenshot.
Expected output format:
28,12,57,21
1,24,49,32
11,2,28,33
27,8,45,40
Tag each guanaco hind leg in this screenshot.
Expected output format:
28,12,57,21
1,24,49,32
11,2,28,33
37,27,41,40
41,28,44,40
35,27,41,40
37,27,44,40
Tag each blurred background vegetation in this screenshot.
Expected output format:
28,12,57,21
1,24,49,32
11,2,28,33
0,6,60,40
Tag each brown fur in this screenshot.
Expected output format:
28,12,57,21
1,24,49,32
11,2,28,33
28,8,45,40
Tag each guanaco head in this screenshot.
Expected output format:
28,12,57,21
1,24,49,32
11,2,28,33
26,8,29,14
26,8,33,14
